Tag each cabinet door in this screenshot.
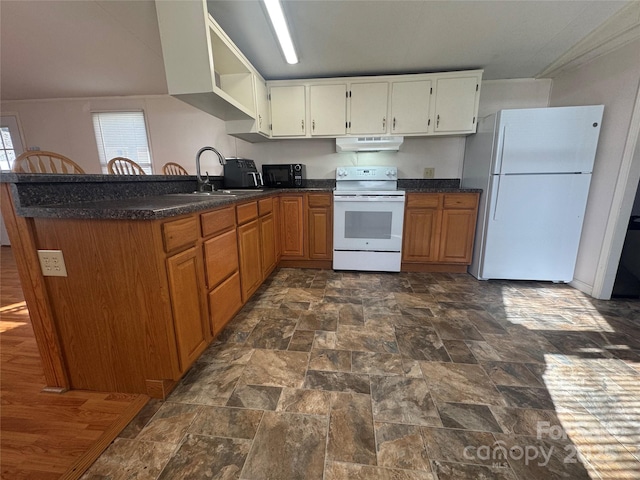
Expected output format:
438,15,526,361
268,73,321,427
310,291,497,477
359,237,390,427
402,208,440,262
255,76,271,136
280,195,305,258
307,194,332,260
310,84,347,136
349,82,388,134
434,76,479,133
438,209,476,264
260,212,277,278
391,80,432,134
209,271,243,335
166,247,209,372
273,197,282,261
308,208,332,259
270,85,306,137
237,219,263,302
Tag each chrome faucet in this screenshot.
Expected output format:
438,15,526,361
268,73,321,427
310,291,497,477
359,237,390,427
195,146,225,193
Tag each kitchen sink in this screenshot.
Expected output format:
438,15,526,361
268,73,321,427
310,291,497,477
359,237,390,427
221,189,265,193
166,192,237,198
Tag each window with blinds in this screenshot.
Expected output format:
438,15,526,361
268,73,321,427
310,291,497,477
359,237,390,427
92,111,153,174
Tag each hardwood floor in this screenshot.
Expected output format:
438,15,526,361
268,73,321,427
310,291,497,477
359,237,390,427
0,246,148,480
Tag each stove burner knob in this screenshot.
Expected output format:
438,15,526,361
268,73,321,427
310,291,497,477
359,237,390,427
337,168,347,177
385,169,394,176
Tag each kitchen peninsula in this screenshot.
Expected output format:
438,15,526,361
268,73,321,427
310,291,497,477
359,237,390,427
1,174,480,398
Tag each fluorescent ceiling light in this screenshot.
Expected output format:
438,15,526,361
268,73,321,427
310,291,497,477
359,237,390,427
263,0,298,64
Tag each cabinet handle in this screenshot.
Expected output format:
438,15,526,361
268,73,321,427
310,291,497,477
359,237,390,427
312,119,315,132
393,117,396,130
437,115,440,128
301,119,304,131
382,117,386,130
259,115,262,127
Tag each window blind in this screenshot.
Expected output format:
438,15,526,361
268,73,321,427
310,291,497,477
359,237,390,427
92,111,153,174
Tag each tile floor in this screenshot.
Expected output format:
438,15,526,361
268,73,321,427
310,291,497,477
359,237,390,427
82,269,640,480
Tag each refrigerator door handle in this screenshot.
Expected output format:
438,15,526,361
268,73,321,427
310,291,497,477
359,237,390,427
495,125,507,174
492,175,502,221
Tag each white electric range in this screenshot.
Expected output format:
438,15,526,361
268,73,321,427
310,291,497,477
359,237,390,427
332,166,405,272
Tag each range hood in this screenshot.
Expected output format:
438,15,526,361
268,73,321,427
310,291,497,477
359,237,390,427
336,136,404,152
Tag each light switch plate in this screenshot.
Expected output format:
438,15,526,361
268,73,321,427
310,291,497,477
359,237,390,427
37,250,68,277
423,168,435,179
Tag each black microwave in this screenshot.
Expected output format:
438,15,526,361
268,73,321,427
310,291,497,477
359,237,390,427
262,164,306,188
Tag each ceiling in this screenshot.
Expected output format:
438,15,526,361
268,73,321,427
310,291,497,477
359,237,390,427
0,0,631,101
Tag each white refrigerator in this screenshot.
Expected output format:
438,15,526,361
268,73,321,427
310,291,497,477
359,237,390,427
461,106,604,282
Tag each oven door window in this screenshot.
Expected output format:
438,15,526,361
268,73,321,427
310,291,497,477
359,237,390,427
334,198,405,251
345,211,392,239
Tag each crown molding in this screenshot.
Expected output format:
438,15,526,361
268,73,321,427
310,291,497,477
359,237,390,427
538,2,640,79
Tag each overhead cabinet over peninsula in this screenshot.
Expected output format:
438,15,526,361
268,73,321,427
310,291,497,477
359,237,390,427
155,0,270,137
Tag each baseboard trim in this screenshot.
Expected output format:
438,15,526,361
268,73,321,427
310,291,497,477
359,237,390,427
569,278,593,296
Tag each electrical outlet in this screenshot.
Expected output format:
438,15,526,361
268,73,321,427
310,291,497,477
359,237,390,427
423,167,435,179
37,250,68,277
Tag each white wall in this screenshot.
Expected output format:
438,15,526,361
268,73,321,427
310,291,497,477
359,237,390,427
0,95,252,176
2,78,551,181
548,38,640,295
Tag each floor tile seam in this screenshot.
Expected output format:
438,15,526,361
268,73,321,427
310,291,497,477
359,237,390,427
152,429,193,480
327,458,435,474
237,400,290,480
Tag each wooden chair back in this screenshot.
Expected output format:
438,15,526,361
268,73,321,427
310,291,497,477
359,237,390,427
12,151,85,174
162,162,189,175
107,157,146,175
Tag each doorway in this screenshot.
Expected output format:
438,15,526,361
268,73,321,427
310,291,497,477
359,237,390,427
1,114,26,245
611,178,640,298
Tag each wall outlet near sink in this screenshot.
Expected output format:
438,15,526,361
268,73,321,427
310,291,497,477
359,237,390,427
423,168,435,179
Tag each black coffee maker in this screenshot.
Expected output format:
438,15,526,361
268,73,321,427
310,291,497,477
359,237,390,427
223,159,263,189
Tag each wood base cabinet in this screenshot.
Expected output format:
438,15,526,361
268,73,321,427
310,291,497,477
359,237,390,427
202,207,243,335
237,201,263,302
166,246,210,371
307,193,333,260
279,193,333,267
209,272,243,336
402,193,479,271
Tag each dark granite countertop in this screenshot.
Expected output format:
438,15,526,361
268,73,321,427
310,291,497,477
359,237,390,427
400,187,482,193
20,191,279,220
2,173,480,220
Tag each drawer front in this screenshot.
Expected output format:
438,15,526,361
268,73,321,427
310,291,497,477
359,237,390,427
162,216,199,253
204,229,239,288
307,193,332,208
236,202,258,225
201,206,236,237
406,193,440,208
443,193,478,209
208,271,243,336
258,197,273,216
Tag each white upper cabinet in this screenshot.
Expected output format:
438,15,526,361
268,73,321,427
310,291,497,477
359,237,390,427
391,80,432,134
255,77,270,136
349,82,389,135
266,70,482,140
270,85,307,137
156,0,258,121
310,84,347,136
433,75,481,134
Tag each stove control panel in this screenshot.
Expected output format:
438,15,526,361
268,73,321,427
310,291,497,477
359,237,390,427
335,166,397,181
